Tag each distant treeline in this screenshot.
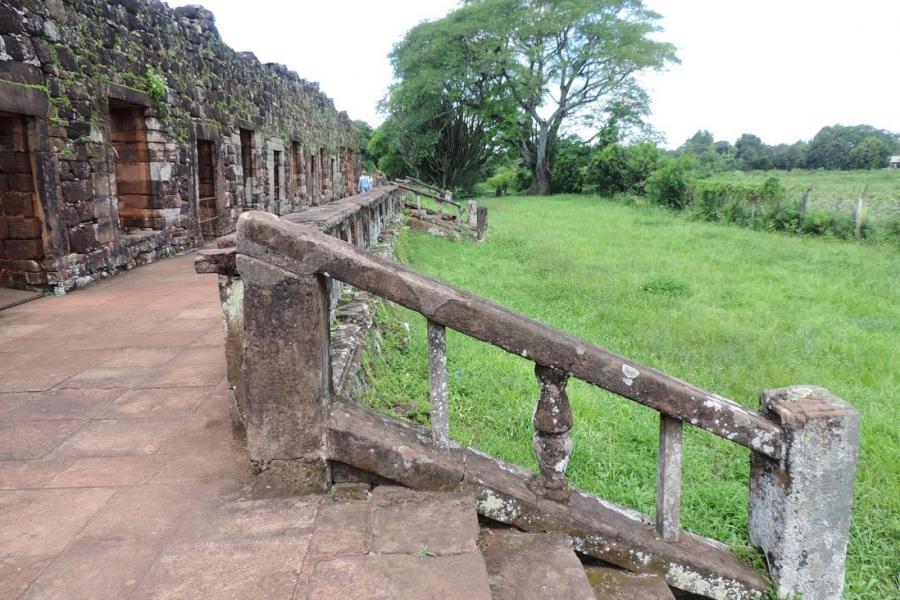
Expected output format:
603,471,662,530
483,123,899,198
674,125,899,172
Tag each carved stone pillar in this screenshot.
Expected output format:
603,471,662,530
532,364,573,502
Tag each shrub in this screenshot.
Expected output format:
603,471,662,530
691,176,790,228
486,166,520,196
552,137,591,193
646,155,697,209
586,142,663,197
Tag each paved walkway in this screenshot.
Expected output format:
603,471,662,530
0,253,380,599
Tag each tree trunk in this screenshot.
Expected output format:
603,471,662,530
526,125,552,196
528,160,551,196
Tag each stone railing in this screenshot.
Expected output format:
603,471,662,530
396,179,488,240
196,206,859,600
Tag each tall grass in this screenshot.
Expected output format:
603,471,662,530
362,195,899,598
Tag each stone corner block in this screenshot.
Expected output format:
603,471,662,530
748,385,860,600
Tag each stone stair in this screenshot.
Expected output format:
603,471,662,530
310,485,678,600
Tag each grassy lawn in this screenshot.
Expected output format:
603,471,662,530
361,195,899,598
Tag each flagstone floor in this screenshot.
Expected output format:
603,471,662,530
0,253,378,599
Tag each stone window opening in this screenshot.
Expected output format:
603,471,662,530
108,100,153,230
0,112,44,289
239,128,255,207
197,139,218,239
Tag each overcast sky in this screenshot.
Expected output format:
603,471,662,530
167,0,900,148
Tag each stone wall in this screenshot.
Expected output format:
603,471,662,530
0,0,362,291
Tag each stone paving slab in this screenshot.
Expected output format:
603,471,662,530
306,553,493,600
481,531,595,600
372,485,479,556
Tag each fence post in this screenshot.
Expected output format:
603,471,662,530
748,386,860,600
236,252,332,497
476,205,488,240
853,187,866,237
799,186,810,224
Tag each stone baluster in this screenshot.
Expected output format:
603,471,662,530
427,320,450,448
656,414,683,541
532,364,573,502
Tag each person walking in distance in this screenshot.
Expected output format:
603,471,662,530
358,170,372,193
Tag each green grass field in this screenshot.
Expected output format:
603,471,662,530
707,169,900,222
361,195,899,598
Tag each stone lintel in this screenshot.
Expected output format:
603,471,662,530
0,80,50,117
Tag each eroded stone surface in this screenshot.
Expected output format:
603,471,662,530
749,386,860,600
481,531,594,600
307,553,493,600
585,567,676,600
372,486,479,556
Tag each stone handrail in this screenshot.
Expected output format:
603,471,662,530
199,207,860,600
236,211,782,458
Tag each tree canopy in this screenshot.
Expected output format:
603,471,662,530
385,0,676,195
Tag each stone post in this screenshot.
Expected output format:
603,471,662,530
468,200,478,226
748,386,860,600
237,253,332,497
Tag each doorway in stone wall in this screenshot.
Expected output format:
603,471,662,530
272,149,282,207
308,154,316,205
240,128,255,208
197,139,218,239
291,142,302,206
109,100,152,230
319,148,326,198
0,112,45,299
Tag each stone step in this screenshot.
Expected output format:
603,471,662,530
585,567,676,599
306,485,493,599
481,530,595,600
371,485,481,555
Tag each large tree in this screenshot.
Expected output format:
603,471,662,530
382,84,494,191
391,0,676,195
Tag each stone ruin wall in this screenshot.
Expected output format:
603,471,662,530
0,0,362,291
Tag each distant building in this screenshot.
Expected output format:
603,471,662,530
890,156,900,168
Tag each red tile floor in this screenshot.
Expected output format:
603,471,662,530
0,253,377,599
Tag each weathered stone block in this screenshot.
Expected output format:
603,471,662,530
749,386,859,600
331,482,371,502
5,238,43,259
7,217,42,239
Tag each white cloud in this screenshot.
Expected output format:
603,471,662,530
167,0,900,148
